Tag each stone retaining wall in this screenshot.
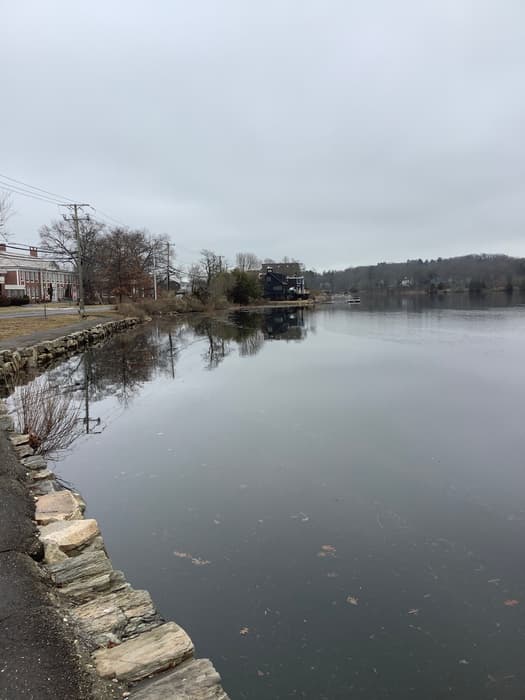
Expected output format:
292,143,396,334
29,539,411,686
0,318,143,389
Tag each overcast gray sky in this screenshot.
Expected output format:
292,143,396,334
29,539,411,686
2,1,525,270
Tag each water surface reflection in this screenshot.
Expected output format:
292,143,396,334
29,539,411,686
41,300,525,700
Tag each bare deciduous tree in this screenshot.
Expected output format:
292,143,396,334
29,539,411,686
0,191,14,240
39,217,105,301
235,252,260,272
97,227,162,302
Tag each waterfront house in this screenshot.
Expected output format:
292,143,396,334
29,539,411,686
260,263,308,301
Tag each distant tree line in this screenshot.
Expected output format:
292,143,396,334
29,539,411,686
304,254,525,294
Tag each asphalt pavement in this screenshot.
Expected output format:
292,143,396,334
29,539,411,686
0,431,96,699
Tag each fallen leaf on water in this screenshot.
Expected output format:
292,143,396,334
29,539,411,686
346,596,359,606
174,551,211,566
408,608,420,616
503,599,519,607
240,627,250,636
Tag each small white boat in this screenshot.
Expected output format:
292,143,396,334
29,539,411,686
347,296,361,304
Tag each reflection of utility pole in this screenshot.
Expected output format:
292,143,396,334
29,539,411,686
82,352,102,434
61,203,90,318
166,242,170,292
168,330,175,378
153,247,158,300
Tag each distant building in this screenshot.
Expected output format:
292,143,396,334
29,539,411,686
260,263,308,301
0,244,78,302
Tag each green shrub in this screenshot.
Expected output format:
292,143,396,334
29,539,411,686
0,295,10,307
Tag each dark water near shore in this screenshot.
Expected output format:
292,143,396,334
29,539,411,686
46,294,525,699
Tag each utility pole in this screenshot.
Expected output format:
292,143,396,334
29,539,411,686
61,203,90,318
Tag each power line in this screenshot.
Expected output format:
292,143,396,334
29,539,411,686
1,172,190,270
0,183,65,206
0,172,77,204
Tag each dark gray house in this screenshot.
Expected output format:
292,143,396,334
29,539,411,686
260,264,308,301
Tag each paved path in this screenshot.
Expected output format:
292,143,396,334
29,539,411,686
0,305,114,319
0,430,95,699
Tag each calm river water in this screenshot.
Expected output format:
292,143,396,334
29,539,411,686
46,295,525,699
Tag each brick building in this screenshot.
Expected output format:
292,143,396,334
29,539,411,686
0,244,78,302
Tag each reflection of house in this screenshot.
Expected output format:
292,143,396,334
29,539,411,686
0,244,78,301
262,308,306,340
260,263,308,301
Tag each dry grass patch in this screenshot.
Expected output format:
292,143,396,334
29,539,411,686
0,312,121,341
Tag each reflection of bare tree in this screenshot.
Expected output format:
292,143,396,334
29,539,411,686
83,330,163,406
202,327,231,370
11,376,82,458
7,309,310,446
239,330,264,357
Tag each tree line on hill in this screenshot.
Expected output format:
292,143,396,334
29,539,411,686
304,254,525,294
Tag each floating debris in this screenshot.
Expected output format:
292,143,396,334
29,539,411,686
240,627,250,636
346,595,359,606
317,544,337,558
458,659,469,665
503,599,519,607
173,551,211,566
407,608,420,616
487,578,501,584
326,572,338,578
291,512,310,522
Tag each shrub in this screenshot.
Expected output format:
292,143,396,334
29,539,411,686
228,270,262,304
11,376,82,458
11,295,30,306
0,295,10,307
117,302,147,320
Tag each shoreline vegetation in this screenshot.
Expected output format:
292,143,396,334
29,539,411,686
116,284,523,321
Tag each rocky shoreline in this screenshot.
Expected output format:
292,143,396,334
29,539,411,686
0,321,230,699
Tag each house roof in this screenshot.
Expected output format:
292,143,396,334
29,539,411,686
0,251,62,272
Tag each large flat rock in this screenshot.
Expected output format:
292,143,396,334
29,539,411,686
129,658,229,699
35,490,84,525
21,455,47,470
39,518,99,552
9,434,30,447
71,588,160,647
47,550,128,602
93,622,194,682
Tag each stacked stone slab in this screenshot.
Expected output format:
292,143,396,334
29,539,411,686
3,424,229,699
0,317,142,388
